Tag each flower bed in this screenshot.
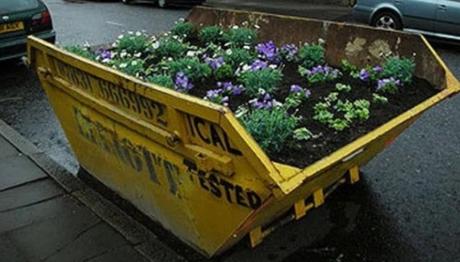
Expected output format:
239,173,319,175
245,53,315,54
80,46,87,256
65,20,438,168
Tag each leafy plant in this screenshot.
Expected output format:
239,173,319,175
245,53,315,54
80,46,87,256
372,93,389,105
147,74,174,89
280,44,298,62
167,58,212,82
223,48,254,69
340,59,358,75
240,108,298,154
293,127,314,141
64,45,95,60
299,65,341,85
376,77,401,94
297,43,325,69
152,37,188,59
215,64,233,80
335,83,352,93
171,21,195,39
199,25,224,44
240,68,283,96
350,99,371,121
382,56,415,84
223,27,257,47
113,58,145,77
114,32,151,55
284,85,311,109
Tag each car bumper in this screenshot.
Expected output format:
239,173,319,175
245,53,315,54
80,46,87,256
0,30,56,62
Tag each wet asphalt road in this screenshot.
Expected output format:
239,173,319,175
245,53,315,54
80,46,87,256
0,1,459,261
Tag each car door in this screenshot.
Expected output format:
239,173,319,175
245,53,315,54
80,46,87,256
435,0,460,36
396,0,438,31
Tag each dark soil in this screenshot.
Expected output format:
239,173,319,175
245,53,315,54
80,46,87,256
188,61,439,168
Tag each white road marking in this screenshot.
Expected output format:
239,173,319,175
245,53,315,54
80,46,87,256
106,21,125,27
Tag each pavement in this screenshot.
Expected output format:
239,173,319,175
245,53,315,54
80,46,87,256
0,120,183,262
205,0,353,22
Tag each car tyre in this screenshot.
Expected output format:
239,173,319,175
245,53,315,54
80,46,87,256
371,11,402,30
121,0,132,4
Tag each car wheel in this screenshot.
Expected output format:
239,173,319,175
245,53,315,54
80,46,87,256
158,0,167,8
121,0,132,4
372,11,402,30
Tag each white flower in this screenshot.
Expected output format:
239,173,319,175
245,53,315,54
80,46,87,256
112,42,117,47
243,45,250,50
118,34,124,39
232,25,239,29
134,52,142,58
318,38,325,45
119,63,128,68
167,57,173,61
242,64,251,72
226,49,233,55
186,51,196,57
131,61,138,66
269,64,278,69
254,24,260,29
135,31,142,36
128,31,134,35
152,42,160,49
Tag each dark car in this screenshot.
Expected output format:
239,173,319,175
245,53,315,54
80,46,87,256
0,0,55,62
121,0,205,8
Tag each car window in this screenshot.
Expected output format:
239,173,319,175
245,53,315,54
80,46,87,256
0,0,39,14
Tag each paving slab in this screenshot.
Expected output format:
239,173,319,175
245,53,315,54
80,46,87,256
0,154,48,191
0,179,64,212
0,137,19,159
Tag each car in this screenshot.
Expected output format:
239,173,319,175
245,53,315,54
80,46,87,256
121,0,205,8
0,0,55,62
352,0,460,41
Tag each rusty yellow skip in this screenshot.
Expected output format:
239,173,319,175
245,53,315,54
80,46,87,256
28,6,459,257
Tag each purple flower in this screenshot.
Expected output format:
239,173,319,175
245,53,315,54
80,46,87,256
373,65,383,74
175,72,194,92
205,56,225,70
217,81,245,96
250,59,268,71
376,77,401,93
97,49,113,62
205,88,229,106
256,41,278,62
249,93,279,109
280,44,298,61
359,69,370,81
290,84,303,93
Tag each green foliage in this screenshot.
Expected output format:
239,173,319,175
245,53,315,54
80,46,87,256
171,21,195,38
239,68,283,96
297,44,325,69
240,108,298,154
314,95,371,132
382,56,415,84
223,48,254,68
223,27,257,47
199,26,224,44
64,45,95,60
153,37,188,59
335,83,352,93
115,33,151,54
215,64,233,80
340,59,358,75
114,58,145,77
298,65,341,85
167,57,212,82
372,93,389,105
293,127,314,141
147,74,174,89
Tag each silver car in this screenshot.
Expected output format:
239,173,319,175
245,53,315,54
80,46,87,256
352,0,460,41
